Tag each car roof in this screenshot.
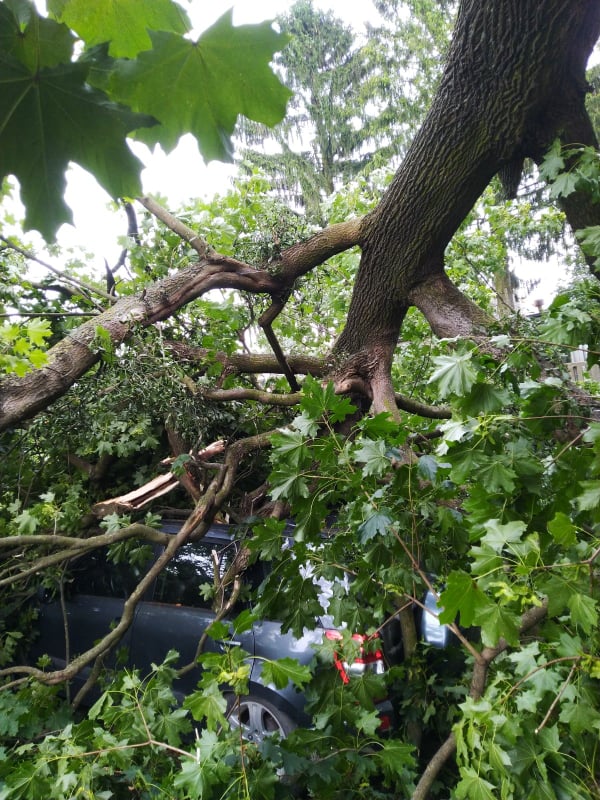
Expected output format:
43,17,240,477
160,519,235,542
160,518,298,547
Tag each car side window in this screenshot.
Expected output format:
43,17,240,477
154,539,238,609
69,550,141,599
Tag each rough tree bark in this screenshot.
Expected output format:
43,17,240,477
333,0,600,412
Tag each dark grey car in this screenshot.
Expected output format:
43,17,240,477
31,520,448,740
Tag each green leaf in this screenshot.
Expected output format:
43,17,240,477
417,454,443,481
25,318,52,347
568,593,598,634
481,519,526,553
438,571,492,627
547,512,577,547
14,509,39,534
260,657,311,690
428,352,477,398
353,438,389,476
538,139,565,181
460,381,510,414
469,544,503,578
0,58,154,239
48,0,191,57
205,620,229,641
575,480,600,511
455,767,497,800
232,610,257,635
358,412,401,438
375,739,415,780
358,510,392,543
473,602,520,647
549,170,578,198
299,377,356,422
537,574,574,617
269,470,310,502
478,459,517,494
183,681,228,730
576,225,600,261
0,2,75,71
109,13,291,161
173,731,227,797
270,429,309,469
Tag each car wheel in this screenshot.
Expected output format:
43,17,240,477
226,694,296,743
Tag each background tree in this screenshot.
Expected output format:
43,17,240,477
1,1,600,798
238,0,387,222
238,0,454,223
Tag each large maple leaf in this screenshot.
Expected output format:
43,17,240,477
109,12,292,162
48,0,191,58
0,56,155,240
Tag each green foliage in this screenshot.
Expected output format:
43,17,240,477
0,0,290,239
1,16,600,800
48,0,190,58
0,319,51,376
109,13,292,160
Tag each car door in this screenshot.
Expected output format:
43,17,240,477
32,549,143,686
128,534,254,698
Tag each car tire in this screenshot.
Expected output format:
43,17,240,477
226,694,296,743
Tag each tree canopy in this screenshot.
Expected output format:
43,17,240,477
2,1,600,798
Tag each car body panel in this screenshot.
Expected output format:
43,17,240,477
29,520,449,734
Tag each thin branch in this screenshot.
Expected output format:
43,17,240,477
0,236,116,307
391,527,482,663
411,599,549,800
411,733,457,800
164,341,327,377
535,659,580,734
502,654,582,702
259,301,301,392
0,525,169,588
0,312,100,318
395,393,451,419
137,195,212,258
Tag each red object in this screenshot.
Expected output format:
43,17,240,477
324,630,385,684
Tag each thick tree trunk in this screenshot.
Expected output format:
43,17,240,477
334,0,600,388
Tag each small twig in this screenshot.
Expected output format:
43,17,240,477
0,312,99,318
391,527,483,662
535,658,580,734
0,236,115,306
137,195,211,258
502,655,582,703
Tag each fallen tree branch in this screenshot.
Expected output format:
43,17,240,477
199,387,301,405
164,341,328,377
0,524,169,588
0,432,275,693
395,394,451,419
